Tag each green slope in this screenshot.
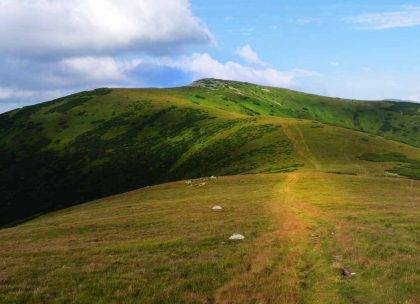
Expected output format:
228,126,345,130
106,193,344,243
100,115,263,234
184,79,420,147
0,79,419,226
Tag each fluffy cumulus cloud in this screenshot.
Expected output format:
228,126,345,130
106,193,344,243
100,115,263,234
0,0,213,112
0,0,212,57
59,57,141,83
344,6,420,30
235,44,266,66
1,1,418,113
154,53,320,88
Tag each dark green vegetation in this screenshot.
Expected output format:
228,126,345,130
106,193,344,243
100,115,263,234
359,152,420,179
0,78,419,226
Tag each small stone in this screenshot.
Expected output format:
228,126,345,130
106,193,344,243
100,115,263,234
229,233,245,241
212,205,223,211
209,175,217,180
341,267,355,278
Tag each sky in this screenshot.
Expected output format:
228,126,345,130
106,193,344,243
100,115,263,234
0,0,420,113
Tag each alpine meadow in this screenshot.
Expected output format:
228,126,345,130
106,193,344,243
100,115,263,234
1,1,420,304
0,79,419,303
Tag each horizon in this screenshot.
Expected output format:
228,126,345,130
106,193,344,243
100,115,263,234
1,0,420,113
2,77,420,114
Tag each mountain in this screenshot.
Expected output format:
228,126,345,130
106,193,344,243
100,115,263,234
0,78,419,226
0,79,419,303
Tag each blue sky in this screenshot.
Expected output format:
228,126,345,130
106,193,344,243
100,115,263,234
0,0,419,113
189,0,420,98
192,0,420,72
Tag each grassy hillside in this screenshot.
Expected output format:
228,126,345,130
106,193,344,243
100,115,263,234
1,171,418,303
186,79,420,147
0,79,419,302
0,79,419,225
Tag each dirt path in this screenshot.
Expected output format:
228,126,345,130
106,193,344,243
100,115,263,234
282,122,321,170
213,172,324,303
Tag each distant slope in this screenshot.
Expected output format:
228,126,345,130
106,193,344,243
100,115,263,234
185,79,420,147
0,80,419,225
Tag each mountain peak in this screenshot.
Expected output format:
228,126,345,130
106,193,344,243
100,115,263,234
189,78,256,90
190,78,231,89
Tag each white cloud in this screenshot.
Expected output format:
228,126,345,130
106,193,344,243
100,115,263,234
59,57,141,82
0,87,65,113
154,53,321,88
318,70,420,102
0,0,215,112
344,6,420,30
0,0,213,57
0,87,35,100
236,44,267,66
408,94,420,102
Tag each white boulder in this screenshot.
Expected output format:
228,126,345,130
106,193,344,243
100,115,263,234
229,233,245,241
212,205,223,211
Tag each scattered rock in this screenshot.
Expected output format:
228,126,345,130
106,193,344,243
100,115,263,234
199,182,207,186
229,233,245,241
209,175,217,180
185,180,192,185
212,205,223,211
341,267,356,278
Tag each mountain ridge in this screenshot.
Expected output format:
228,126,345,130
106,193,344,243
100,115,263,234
0,79,419,226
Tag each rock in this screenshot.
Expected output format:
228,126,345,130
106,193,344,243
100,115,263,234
229,233,245,241
212,205,223,211
199,182,206,186
341,267,356,278
209,175,217,180
185,180,192,185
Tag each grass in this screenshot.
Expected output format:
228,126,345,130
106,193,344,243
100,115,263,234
0,175,281,303
295,172,420,304
0,78,419,302
0,79,419,225
0,171,418,303
184,79,420,147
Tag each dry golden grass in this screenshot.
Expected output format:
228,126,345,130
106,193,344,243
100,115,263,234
1,170,418,303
